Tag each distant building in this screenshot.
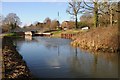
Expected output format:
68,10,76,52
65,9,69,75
61,21,75,30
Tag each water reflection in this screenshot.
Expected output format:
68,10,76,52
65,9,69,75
75,47,78,57
68,51,118,78
14,37,119,78
25,35,32,41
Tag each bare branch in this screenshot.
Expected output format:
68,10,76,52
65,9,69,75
83,0,94,9
116,10,120,13
66,9,75,15
66,0,82,29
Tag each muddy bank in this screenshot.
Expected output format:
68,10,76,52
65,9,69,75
71,26,120,53
2,36,32,79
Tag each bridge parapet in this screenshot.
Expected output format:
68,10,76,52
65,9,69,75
25,31,32,36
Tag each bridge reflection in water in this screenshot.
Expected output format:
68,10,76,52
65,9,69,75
25,35,32,41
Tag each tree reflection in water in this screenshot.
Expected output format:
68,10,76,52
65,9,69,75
14,37,119,78
68,49,119,78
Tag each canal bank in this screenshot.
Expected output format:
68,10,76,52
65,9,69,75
71,26,120,53
2,36,32,79
49,26,119,53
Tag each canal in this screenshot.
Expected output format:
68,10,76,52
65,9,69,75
13,36,119,78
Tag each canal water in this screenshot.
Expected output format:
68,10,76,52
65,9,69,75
13,36,119,78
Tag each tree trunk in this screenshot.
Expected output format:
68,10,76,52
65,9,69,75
75,15,78,29
94,2,98,28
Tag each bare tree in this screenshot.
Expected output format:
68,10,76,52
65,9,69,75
66,0,82,29
0,15,4,28
80,12,93,22
51,19,60,30
105,2,118,26
80,12,94,28
82,0,119,27
82,0,109,27
3,13,21,31
44,17,51,30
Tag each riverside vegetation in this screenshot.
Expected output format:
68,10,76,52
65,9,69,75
49,25,119,53
71,26,119,53
2,36,32,79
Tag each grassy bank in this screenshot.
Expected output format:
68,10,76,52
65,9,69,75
2,36,32,79
71,26,119,53
4,33,24,38
4,33,17,37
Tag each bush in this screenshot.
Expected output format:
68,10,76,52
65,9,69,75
78,22,88,28
78,21,94,29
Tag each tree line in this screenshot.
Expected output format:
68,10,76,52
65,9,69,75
67,0,119,29
0,0,119,33
0,14,60,33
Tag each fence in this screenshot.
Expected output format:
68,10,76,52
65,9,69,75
61,33,76,39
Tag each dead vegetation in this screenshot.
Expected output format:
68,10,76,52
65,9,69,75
71,26,119,53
